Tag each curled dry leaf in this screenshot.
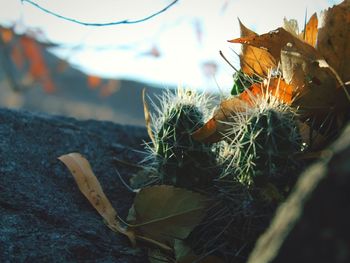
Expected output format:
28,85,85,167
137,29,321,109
58,153,136,245
229,27,321,63
317,0,350,82
238,19,276,77
127,185,208,246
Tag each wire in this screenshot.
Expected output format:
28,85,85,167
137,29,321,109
21,0,179,27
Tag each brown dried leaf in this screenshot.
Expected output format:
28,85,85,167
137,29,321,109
317,0,350,82
128,185,208,246
58,153,135,244
229,27,321,63
281,42,338,116
238,19,276,77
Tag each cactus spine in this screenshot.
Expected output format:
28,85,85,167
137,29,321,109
220,91,301,187
147,88,219,189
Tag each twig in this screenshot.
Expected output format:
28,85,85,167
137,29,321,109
219,50,239,72
114,168,138,193
21,0,179,27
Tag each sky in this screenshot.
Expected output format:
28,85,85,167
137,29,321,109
0,0,342,93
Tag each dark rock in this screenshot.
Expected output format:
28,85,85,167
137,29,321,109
247,125,350,263
0,108,148,262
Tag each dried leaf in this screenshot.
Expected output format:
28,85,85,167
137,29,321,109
58,153,135,244
193,80,292,143
20,35,55,93
317,0,350,82
302,13,318,47
1,27,13,43
87,75,101,89
142,89,155,145
239,79,293,105
192,98,248,143
229,27,321,63
128,185,208,245
281,42,338,115
238,19,276,77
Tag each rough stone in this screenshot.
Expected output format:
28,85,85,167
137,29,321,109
0,108,148,262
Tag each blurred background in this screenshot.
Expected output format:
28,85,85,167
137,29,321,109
0,0,340,126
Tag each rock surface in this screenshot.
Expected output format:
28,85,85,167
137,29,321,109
0,108,148,262
2,106,350,263
248,124,350,263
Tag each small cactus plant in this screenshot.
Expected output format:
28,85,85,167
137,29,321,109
220,89,301,187
145,88,219,189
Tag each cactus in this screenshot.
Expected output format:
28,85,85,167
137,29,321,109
219,91,301,187
145,88,219,189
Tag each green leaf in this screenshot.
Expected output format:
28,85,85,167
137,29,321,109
128,185,208,245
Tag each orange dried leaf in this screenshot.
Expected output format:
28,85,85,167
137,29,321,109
193,98,248,143
1,28,13,43
239,83,262,104
238,19,276,77
20,36,46,78
302,13,318,47
267,78,293,104
192,118,218,143
229,27,321,63
239,80,292,105
20,35,55,93
87,75,101,89
58,153,136,245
